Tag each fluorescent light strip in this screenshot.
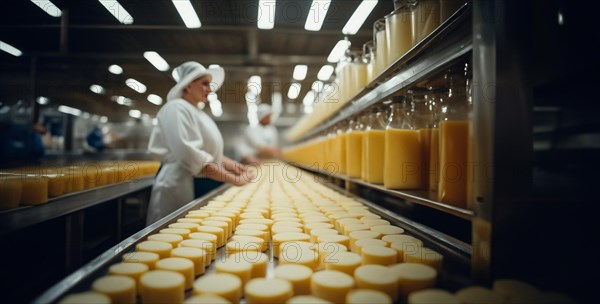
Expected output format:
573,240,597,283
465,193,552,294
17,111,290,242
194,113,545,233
36,96,50,105
125,78,147,93
129,109,141,118
317,65,335,80
305,0,331,31
58,105,82,116
98,0,134,24
257,0,276,30
303,90,316,106
293,65,308,81
30,0,62,17
100,116,108,123
143,51,170,71
108,64,123,74
90,84,106,95
342,0,378,35
0,40,23,57
248,75,262,95
327,40,350,63
287,83,301,99
172,0,201,28
147,94,163,105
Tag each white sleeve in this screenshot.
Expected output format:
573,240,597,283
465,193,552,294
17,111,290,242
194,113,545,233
245,126,267,150
159,102,215,175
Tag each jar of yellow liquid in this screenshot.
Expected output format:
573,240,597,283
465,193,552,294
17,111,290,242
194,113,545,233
386,1,414,66
365,106,389,184
20,174,49,206
412,0,441,44
438,68,471,209
384,96,422,189
363,41,375,84
345,117,365,179
353,52,368,96
334,122,348,175
359,113,371,181
411,88,443,190
0,173,22,210
373,18,388,77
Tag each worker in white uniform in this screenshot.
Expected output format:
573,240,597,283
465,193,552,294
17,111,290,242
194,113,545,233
146,61,251,225
239,104,281,165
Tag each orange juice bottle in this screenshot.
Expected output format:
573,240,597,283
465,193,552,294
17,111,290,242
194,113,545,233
359,113,370,181
384,97,422,189
336,122,348,175
386,1,415,65
438,69,471,209
373,19,388,76
346,118,365,179
365,107,389,184
412,88,444,190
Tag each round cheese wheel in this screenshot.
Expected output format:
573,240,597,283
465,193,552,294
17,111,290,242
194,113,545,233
169,222,200,232
389,263,437,297
179,240,216,264
272,221,304,229
383,234,423,246
122,251,160,269
361,219,390,227
228,252,269,278
159,228,191,239
205,217,233,235
244,278,294,304
311,270,355,303
171,247,206,276
215,257,253,286
177,218,203,225
354,264,399,301
303,222,335,235
230,235,267,252
136,241,173,259
335,218,363,232
196,226,225,247
188,232,218,249
155,257,195,290
272,232,311,258
371,225,404,236
346,289,392,304
148,233,183,248
279,243,319,271
226,239,263,256
274,264,313,295
139,270,185,304
236,223,269,232
286,295,333,304
272,226,304,235
310,228,339,243
193,273,242,304
323,251,362,275
317,234,350,248
238,218,274,228
403,247,443,271
202,220,230,238
354,238,388,255
455,287,504,304
108,262,149,293
314,242,348,270
361,246,397,266
184,294,231,304
58,292,110,304
91,275,136,304
235,229,270,244
408,289,459,304
493,279,539,303
349,230,382,252
343,224,370,236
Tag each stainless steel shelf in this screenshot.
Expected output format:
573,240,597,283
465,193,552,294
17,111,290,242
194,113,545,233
0,177,154,236
292,163,474,221
293,2,472,143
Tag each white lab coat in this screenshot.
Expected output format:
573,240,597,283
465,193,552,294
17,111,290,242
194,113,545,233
241,124,279,158
146,99,223,225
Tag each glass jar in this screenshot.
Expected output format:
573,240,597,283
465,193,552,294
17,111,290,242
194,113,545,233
384,95,422,189
386,1,415,65
373,18,388,77
438,66,471,208
359,111,372,180
363,41,375,84
335,121,348,175
412,0,440,44
410,88,441,190
345,117,365,178
365,105,389,184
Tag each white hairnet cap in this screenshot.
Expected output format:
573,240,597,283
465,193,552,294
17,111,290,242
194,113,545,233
167,61,224,101
257,104,272,121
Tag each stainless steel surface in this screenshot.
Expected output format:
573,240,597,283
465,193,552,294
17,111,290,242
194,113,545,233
293,2,472,143
293,163,474,220
33,184,229,304
0,177,154,236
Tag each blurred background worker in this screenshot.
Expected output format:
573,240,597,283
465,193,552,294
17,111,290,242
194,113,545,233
239,104,281,165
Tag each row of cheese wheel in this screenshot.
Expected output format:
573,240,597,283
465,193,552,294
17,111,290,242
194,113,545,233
0,161,160,210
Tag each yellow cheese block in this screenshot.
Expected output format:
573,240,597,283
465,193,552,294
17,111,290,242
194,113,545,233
193,273,242,304
186,211,211,219
236,223,269,232
455,287,504,304
226,238,264,255
272,226,304,235
274,264,313,295
136,241,173,259
200,220,230,238
303,222,335,235
139,270,185,304
361,219,390,227
184,294,231,304
383,234,423,246
371,225,405,236
286,295,333,304
196,226,225,247
390,240,423,263
310,228,339,243
91,275,136,304
407,289,459,304
354,239,388,255
228,252,269,278
354,264,399,301
346,289,392,304
361,246,397,266
272,221,304,229
244,278,294,304
403,247,443,271
323,251,362,276
159,228,191,239
179,240,216,264
389,263,437,297
335,218,363,232
235,229,270,245
155,257,195,290
238,218,274,229
169,222,200,232
230,235,268,252
303,216,332,224
279,241,319,270
108,262,149,293
177,218,203,225
215,257,253,286
317,234,350,248
240,212,265,220
171,247,206,276
122,251,160,269
348,231,382,252
272,232,311,258
343,224,370,236
492,279,540,303
188,232,218,249
58,292,111,304
315,242,348,270
148,233,183,248
205,217,234,236
20,175,48,205
311,270,355,303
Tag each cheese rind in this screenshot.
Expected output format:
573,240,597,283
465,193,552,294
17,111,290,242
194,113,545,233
91,275,136,304
244,278,294,304
139,270,185,304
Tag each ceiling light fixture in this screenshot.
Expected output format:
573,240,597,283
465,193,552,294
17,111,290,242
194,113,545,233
287,83,301,100
342,0,378,35
293,65,308,81
108,64,123,74
36,96,50,105
327,40,350,63
143,51,170,71
0,40,23,57
147,94,163,105
30,0,62,17
58,105,82,116
257,0,276,30
90,84,106,95
317,65,335,80
98,0,134,24
172,0,201,28
129,109,141,118
304,0,331,31
125,78,147,93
